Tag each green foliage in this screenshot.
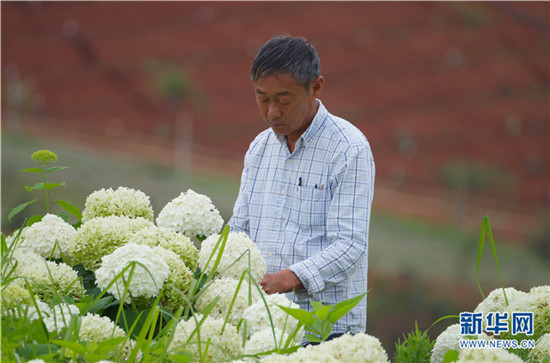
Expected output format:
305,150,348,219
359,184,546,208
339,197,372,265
393,322,435,363
476,216,507,303
442,349,459,363
277,291,368,344
8,149,81,227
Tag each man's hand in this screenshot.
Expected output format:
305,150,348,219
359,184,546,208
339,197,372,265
260,269,304,294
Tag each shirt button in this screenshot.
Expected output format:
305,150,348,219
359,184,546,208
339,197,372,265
274,222,279,226
281,190,286,195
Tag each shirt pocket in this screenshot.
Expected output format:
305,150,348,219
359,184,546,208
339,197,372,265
291,185,328,228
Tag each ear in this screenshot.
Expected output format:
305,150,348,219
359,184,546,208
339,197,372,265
310,76,324,97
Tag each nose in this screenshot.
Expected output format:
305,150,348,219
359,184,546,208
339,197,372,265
267,103,281,120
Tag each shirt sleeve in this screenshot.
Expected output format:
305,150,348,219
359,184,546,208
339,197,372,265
228,151,251,235
288,143,375,296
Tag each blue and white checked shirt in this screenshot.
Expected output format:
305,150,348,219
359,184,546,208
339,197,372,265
229,100,375,335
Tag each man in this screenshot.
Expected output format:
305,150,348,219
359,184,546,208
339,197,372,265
228,35,375,341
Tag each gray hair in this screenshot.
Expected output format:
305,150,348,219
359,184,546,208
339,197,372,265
251,35,321,89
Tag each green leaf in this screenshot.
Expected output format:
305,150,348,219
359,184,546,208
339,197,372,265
476,216,507,304
315,304,333,320
43,181,66,190
321,325,333,341
15,344,59,360
55,200,82,221
52,340,87,355
19,167,43,174
25,183,45,191
277,305,315,326
443,349,459,363
46,166,69,173
58,211,69,222
8,199,37,222
306,319,324,335
327,291,368,324
304,333,322,343
310,300,326,312
26,214,44,227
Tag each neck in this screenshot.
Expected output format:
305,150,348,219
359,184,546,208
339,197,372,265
286,100,319,153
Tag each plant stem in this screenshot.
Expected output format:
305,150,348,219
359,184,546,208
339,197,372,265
42,164,50,213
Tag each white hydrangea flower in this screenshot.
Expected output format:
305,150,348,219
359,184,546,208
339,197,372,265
1,283,34,311
79,313,126,342
26,360,46,363
430,324,491,363
528,285,550,336
199,232,266,282
18,214,76,260
245,327,292,355
26,300,52,321
82,186,154,222
10,249,83,299
42,303,80,332
195,278,261,326
129,226,199,270
170,314,242,361
95,243,169,303
474,287,525,315
70,215,155,270
243,293,302,338
456,347,522,362
156,189,223,239
152,246,193,312
264,332,389,362
529,285,550,307
528,333,550,362
6,227,29,248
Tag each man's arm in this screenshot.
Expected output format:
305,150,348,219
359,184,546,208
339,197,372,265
259,269,304,294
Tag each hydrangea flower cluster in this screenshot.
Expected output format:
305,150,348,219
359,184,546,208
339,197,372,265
170,314,242,361
474,285,550,336
195,277,261,326
456,347,523,362
82,187,154,222
244,327,290,355
529,333,550,362
430,323,491,363
10,249,83,300
26,301,80,333
156,189,223,239
243,293,303,338
264,333,389,362
95,243,169,304
69,215,154,270
43,303,80,333
128,226,199,270
1,284,34,311
26,300,53,322
152,246,193,312
31,149,57,164
79,313,126,342
18,214,76,260
198,232,266,282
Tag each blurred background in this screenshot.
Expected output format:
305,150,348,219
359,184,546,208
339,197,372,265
2,1,549,357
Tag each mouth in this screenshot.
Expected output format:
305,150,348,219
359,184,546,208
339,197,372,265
269,120,284,128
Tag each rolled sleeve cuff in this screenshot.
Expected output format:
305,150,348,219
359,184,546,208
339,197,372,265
288,259,325,296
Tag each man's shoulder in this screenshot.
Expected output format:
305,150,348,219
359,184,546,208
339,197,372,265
321,112,370,150
247,128,276,151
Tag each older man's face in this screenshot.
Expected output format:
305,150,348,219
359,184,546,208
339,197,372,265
254,73,323,142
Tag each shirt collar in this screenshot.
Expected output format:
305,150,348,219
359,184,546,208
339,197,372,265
273,99,327,150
